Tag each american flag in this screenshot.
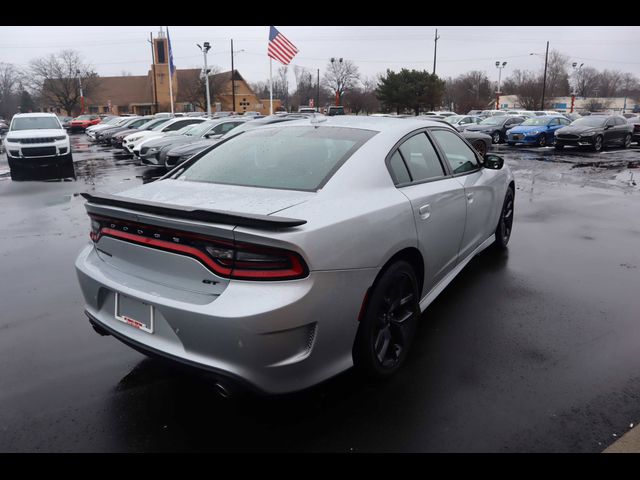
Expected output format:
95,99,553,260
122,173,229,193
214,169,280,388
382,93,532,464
167,27,176,74
268,26,298,65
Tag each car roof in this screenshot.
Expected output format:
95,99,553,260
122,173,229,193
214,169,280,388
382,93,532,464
250,115,449,140
13,112,57,118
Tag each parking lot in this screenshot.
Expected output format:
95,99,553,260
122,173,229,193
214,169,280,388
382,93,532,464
0,134,639,452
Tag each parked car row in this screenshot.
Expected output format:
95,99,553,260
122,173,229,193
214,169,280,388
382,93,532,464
86,112,323,172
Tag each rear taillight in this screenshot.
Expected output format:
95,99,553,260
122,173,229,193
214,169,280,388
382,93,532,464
88,214,308,281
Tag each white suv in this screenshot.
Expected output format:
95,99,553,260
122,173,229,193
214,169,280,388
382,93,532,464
4,113,73,180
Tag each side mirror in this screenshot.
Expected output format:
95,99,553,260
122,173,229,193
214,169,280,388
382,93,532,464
605,124,613,130
484,154,504,170
205,133,222,139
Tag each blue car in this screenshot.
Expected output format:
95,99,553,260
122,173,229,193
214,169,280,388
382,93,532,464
506,115,571,147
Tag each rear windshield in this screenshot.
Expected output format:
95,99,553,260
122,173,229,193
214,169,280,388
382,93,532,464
177,126,377,191
11,117,61,131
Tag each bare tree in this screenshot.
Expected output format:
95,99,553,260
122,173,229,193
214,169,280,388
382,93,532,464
544,50,570,97
502,69,543,109
292,66,316,109
180,66,224,111
344,76,380,115
449,70,493,113
0,63,22,118
574,66,600,97
29,50,99,116
276,66,289,110
322,58,360,105
596,69,624,97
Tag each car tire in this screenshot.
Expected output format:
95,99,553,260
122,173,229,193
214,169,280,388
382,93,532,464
593,135,603,152
8,157,27,181
623,134,631,149
555,144,564,150
472,140,487,157
491,131,501,144
538,135,547,147
353,260,420,379
494,186,514,250
58,153,76,179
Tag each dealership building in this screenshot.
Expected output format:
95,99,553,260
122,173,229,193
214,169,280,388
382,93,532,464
44,31,280,116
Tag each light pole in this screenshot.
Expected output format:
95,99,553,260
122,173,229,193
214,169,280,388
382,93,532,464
330,57,343,106
197,42,212,117
570,62,583,114
495,61,507,110
76,69,84,115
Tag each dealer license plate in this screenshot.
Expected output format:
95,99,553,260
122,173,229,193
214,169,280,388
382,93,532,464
115,292,154,334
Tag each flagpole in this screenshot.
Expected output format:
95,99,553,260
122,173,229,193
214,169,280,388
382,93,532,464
269,58,273,115
167,26,175,115
168,64,175,115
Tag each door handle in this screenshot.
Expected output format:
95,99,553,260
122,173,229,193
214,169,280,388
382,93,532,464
418,204,431,220
466,192,474,204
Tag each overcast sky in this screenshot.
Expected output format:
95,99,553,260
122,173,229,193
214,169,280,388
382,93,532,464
2,26,640,86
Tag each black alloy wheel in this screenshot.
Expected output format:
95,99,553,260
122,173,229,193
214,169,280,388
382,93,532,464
494,187,514,249
353,260,420,378
538,134,547,147
491,131,501,144
593,135,603,152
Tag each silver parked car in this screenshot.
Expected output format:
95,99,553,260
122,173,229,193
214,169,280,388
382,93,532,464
75,116,515,395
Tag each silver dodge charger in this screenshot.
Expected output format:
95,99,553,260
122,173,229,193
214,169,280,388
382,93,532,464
75,116,515,395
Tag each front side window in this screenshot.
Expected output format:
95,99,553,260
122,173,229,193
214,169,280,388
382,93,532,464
430,129,479,174
177,126,376,191
397,132,445,182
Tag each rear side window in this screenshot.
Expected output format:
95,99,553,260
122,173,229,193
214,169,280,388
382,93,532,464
389,151,411,184
164,120,203,132
430,129,479,174
397,133,445,182
178,126,376,191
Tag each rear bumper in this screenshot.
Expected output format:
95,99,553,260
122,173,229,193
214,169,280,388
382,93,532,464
75,243,378,394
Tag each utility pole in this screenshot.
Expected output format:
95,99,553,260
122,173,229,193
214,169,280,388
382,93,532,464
540,41,549,110
316,68,320,112
433,28,440,75
231,39,236,113
148,32,158,114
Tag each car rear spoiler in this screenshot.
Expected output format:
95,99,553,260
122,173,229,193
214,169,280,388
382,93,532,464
80,192,307,229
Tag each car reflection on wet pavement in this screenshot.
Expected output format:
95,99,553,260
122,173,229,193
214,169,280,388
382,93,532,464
0,133,639,452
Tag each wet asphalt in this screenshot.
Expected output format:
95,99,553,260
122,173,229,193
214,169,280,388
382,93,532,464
0,134,639,452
